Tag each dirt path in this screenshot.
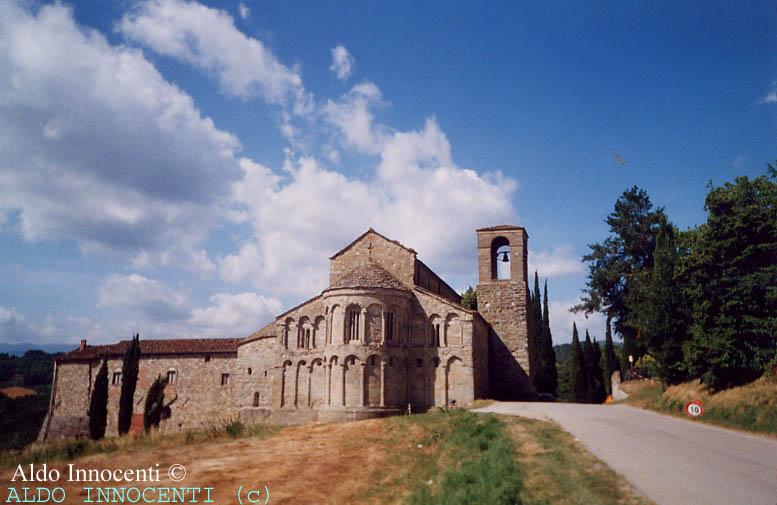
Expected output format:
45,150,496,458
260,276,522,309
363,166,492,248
2,420,400,504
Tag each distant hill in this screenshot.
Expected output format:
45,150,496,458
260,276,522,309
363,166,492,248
0,342,73,356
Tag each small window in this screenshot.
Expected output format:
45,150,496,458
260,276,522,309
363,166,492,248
434,324,441,347
263,370,268,377
247,367,252,375
166,370,177,384
221,373,230,386
204,355,211,362
253,392,260,407
112,371,121,385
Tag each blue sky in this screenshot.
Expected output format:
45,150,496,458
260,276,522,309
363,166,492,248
0,0,775,347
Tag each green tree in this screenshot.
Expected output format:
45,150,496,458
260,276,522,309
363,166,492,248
602,317,620,394
683,169,777,390
590,339,607,403
534,280,558,397
88,360,109,440
460,286,477,311
143,375,167,433
574,186,665,361
583,331,595,403
570,323,587,403
630,215,688,384
529,272,542,385
118,334,141,435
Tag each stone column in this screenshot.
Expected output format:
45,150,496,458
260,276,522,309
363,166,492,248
360,308,368,344
341,363,347,406
380,309,386,344
307,366,313,407
325,363,331,406
293,365,299,408
380,360,386,407
360,362,367,406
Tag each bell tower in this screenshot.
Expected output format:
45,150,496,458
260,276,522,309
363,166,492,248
476,225,533,399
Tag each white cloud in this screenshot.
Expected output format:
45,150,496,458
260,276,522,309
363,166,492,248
97,273,281,337
189,292,282,335
237,3,250,20
0,2,242,261
323,82,387,154
761,81,777,104
98,274,190,321
529,245,583,278
330,44,355,81
223,119,518,296
548,298,607,344
119,0,304,105
0,307,38,344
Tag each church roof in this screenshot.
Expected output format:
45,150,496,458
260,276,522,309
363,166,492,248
476,224,526,232
329,262,406,291
56,337,244,362
329,228,416,259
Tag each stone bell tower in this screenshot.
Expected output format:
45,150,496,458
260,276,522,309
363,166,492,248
475,225,533,399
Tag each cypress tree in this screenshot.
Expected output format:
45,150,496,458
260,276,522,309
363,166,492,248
118,334,141,435
143,375,167,433
603,316,620,394
529,272,542,383
535,280,558,397
591,338,607,403
571,323,587,403
583,330,594,403
88,360,109,440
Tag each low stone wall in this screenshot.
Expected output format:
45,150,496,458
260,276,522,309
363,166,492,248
239,406,404,426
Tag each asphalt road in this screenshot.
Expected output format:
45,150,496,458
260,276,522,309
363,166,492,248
476,402,777,505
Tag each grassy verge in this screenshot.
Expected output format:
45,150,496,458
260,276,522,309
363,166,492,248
506,416,651,505
621,376,777,437
0,419,278,469
360,409,651,505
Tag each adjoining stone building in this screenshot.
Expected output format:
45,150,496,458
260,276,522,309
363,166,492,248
40,226,532,440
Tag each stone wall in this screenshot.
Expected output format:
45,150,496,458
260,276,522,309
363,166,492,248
329,230,417,288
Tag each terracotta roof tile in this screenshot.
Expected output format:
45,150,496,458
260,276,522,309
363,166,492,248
57,338,243,362
330,263,406,290
476,224,525,232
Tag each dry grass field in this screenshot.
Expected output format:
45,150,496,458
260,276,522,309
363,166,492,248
1,410,651,505
622,376,777,436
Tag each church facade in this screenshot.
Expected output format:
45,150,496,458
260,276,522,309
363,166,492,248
40,226,532,440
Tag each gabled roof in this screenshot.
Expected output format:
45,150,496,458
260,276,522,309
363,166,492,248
476,224,526,232
56,338,243,362
329,263,407,291
329,228,416,260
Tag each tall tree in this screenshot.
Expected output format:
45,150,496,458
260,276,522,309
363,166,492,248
630,215,688,384
88,360,109,440
143,375,167,433
570,323,587,403
534,280,558,397
683,169,777,390
574,186,665,361
602,317,620,394
460,286,477,311
118,334,141,435
590,339,607,403
529,272,542,384
583,330,595,403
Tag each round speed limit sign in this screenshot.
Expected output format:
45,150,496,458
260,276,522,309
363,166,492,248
685,400,703,417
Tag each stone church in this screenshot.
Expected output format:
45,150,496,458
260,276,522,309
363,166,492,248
40,226,533,440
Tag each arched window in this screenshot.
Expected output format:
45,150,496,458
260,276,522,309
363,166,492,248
346,306,360,341
491,236,511,280
166,369,177,384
